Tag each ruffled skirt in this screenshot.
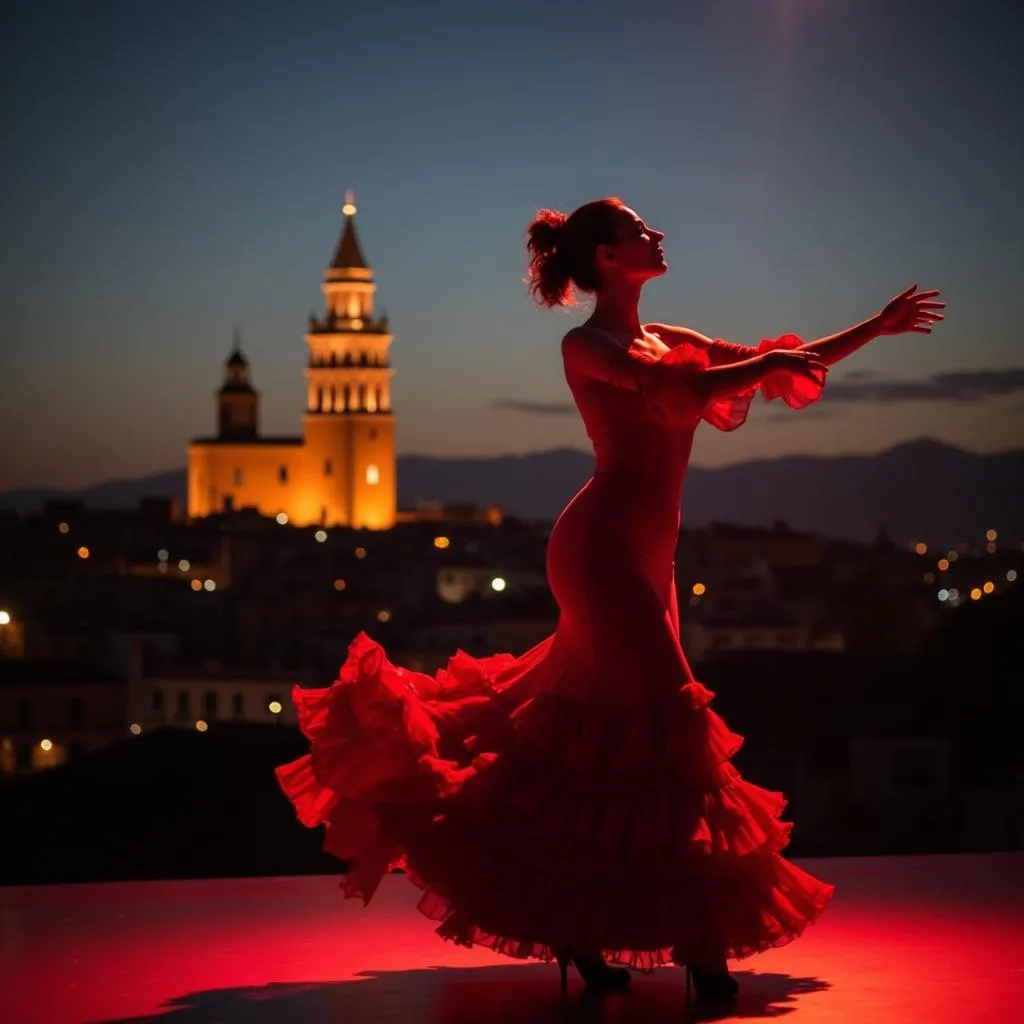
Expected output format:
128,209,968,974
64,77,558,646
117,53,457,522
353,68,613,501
275,632,833,970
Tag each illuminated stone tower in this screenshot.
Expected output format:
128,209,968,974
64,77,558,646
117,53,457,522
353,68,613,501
187,195,397,528
302,192,397,528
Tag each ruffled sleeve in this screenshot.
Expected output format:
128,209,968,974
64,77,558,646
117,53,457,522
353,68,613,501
658,333,825,432
563,329,825,433
752,334,825,409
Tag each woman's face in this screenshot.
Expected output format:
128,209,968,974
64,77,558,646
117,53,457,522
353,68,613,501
598,206,667,284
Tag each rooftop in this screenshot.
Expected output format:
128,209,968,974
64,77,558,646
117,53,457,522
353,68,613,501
1,853,1020,1023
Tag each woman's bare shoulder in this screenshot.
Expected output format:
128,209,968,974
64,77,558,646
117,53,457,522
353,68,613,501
644,322,715,349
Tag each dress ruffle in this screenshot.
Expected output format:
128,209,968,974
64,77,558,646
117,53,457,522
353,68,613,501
276,633,835,968
654,333,826,432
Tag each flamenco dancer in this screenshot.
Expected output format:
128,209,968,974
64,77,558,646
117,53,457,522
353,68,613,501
277,197,943,1005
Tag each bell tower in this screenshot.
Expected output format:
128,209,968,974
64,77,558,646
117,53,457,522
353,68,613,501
302,192,396,528
217,330,259,440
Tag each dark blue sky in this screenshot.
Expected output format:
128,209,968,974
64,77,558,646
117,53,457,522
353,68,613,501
2,0,1021,490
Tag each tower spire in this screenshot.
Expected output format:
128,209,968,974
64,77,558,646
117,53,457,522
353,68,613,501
330,188,368,270
227,326,244,363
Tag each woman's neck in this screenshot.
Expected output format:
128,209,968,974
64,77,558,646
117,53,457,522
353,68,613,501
586,282,644,344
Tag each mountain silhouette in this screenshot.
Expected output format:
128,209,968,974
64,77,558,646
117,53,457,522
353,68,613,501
1,439,1020,544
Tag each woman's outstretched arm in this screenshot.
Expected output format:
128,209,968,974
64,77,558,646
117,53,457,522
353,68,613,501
801,284,944,365
649,284,944,369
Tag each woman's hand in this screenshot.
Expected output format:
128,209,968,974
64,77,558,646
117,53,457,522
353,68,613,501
877,284,945,336
761,348,829,384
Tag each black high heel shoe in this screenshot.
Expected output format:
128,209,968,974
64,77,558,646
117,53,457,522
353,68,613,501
555,951,631,996
686,963,739,1003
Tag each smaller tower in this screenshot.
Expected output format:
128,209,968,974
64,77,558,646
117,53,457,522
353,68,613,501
217,330,259,440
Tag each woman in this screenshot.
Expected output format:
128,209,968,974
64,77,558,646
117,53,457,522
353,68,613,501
276,197,943,1004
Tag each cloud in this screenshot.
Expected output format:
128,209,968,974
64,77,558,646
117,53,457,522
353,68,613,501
493,400,577,416
825,368,1024,404
766,405,834,423
494,368,1024,417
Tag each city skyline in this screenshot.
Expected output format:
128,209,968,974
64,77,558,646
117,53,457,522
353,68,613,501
3,0,1022,492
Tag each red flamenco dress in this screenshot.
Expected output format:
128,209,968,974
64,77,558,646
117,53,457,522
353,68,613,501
276,330,835,970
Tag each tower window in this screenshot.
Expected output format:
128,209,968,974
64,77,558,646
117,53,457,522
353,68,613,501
366,464,380,485
279,465,288,484
233,467,243,486
325,459,333,476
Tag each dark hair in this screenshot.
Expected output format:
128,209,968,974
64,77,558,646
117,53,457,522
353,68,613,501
526,197,625,308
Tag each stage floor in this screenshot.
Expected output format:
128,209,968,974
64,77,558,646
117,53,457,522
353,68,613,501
2,853,1022,1023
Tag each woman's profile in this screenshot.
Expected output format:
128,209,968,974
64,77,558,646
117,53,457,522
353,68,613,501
276,196,943,1005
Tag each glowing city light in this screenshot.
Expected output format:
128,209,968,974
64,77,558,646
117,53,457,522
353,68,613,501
0,611,10,626
178,559,190,571
434,536,450,549
937,589,950,602
914,542,927,555
314,530,327,543
157,549,168,561
58,521,69,534
77,546,90,559
203,579,216,592
190,579,203,592
195,720,209,732
947,551,959,562
355,547,367,559
40,739,53,752
986,529,998,542
129,723,142,736
1008,570,1018,583
970,588,982,601
490,577,507,592
982,581,995,594
377,609,392,622
937,558,950,571
333,578,347,591
692,582,706,596
948,588,959,600
276,512,289,525
268,700,283,715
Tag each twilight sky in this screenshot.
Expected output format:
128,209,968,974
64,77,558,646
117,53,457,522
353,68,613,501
1,0,1021,492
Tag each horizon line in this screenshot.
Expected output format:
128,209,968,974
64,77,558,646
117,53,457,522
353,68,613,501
3,436,1022,499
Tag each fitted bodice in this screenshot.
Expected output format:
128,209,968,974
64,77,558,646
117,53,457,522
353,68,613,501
568,371,696,510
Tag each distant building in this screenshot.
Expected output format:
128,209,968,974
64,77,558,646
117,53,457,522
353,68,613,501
0,660,126,774
129,667,300,733
188,192,397,529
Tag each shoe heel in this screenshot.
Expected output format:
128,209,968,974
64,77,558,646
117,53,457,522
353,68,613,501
556,953,569,998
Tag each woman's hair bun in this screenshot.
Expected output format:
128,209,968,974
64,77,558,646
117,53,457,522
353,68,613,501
526,209,571,307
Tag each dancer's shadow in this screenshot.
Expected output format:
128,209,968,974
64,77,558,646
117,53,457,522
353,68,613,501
96,965,829,1023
